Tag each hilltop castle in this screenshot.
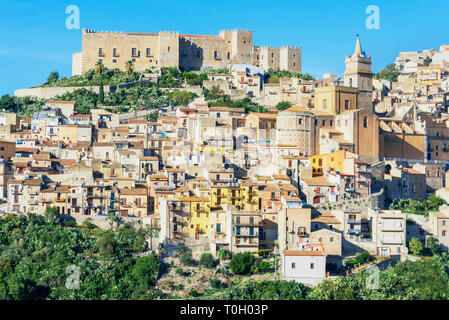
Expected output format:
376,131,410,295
72,28,301,75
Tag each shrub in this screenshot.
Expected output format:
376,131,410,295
199,253,216,269
218,249,231,260
180,251,194,266
256,260,271,273
175,268,184,276
409,237,423,256
230,252,255,275
189,289,200,297
210,278,226,289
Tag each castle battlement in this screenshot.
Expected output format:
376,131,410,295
75,28,301,76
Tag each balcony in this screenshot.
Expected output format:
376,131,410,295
346,218,361,224
347,229,361,235
381,238,403,245
381,226,403,232
55,197,66,203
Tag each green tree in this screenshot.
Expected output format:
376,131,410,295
44,207,59,224
375,64,399,83
125,60,134,75
98,81,105,104
47,71,59,83
275,101,292,111
230,252,255,275
95,61,105,76
96,231,117,256
409,237,423,256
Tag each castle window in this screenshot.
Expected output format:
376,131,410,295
146,48,151,57
181,48,186,56
363,116,368,128
131,48,138,57
227,51,231,60
214,50,218,59
293,62,296,67
98,48,104,56
196,49,201,58
167,46,170,52
345,100,349,109
113,48,118,57
112,59,116,63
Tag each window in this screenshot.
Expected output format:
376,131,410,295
167,46,170,52
196,49,201,57
131,48,137,57
113,48,118,57
443,230,447,237
330,237,333,242
146,48,151,57
298,118,302,125
323,99,327,109
443,220,446,226
227,51,231,59
363,116,368,128
310,263,315,269
345,100,349,109
98,48,104,56
112,59,116,63
291,263,296,269
214,50,218,59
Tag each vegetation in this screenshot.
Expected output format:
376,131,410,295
210,278,226,289
375,64,400,83
208,96,273,114
390,195,447,215
343,251,374,268
222,280,310,300
409,237,424,256
0,214,160,300
218,249,231,260
265,68,315,83
179,251,194,266
275,101,292,111
0,94,45,118
40,67,141,88
230,252,255,275
199,253,216,269
47,71,59,83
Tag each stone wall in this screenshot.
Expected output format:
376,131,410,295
313,188,385,213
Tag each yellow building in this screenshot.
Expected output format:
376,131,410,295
314,85,358,115
178,197,211,237
417,66,442,86
310,150,346,176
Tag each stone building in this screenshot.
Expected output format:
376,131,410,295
73,28,301,75
343,36,374,112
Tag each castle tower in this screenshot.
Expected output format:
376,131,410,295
344,35,373,112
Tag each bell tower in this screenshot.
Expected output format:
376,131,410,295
344,35,373,112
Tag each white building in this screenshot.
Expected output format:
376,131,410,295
281,249,326,286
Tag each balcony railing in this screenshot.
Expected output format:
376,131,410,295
381,238,403,244
346,218,361,224
381,226,403,232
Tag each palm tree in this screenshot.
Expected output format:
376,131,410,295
95,61,105,76
125,60,134,75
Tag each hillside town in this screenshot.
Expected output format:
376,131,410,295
3,28,449,288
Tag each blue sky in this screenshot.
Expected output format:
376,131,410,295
1,0,448,96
